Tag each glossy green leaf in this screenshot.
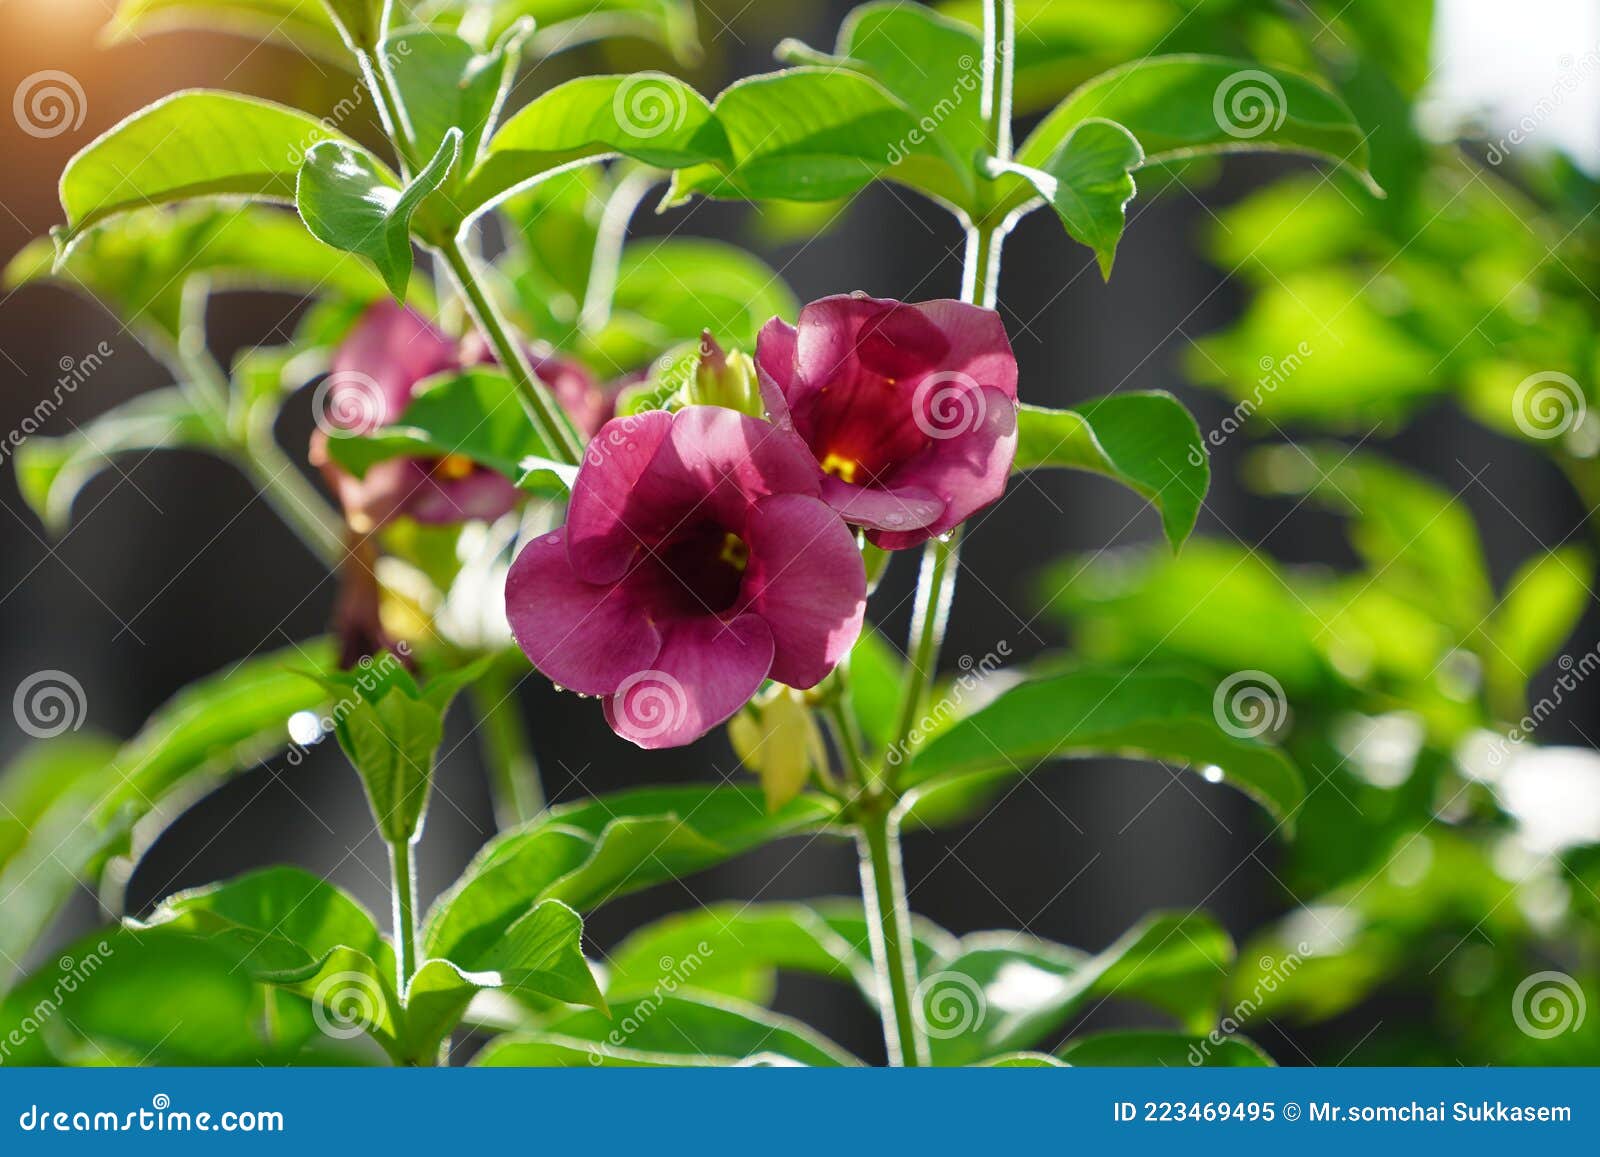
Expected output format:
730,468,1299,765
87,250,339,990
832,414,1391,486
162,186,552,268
848,625,906,750
458,73,725,222
404,899,604,1060
474,0,701,64
321,366,563,483
1058,1030,1272,1067
780,1,986,180
425,787,839,963
107,0,351,64
13,388,217,535
512,992,859,1066
1015,392,1208,549
384,23,527,176
921,911,1233,1065
56,91,355,248
1015,55,1378,195
0,928,315,1065
0,641,336,990
907,666,1305,827
322,0,387,49
297,131,458,297
8,204,393,339
605,902,871,1005
0,737,119,871
667,68,970,211
994,119,1141,278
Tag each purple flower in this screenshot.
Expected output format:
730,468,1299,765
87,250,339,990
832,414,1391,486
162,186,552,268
312,304,609,532
505,406,866,749
755,294,1019,550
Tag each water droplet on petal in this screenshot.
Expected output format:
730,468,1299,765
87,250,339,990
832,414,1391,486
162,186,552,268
552,684,565,694
545,534,560,545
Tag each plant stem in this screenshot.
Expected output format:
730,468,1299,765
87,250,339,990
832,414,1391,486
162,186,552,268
470,667,546,828
579,165,662,336
856,798,926,1066
388,837,419,995
886,530,961,780
359,48,416,177
437,236,585,466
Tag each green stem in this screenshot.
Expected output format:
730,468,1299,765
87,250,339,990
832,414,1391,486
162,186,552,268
886,530,961,780
170,297,345,566
856,799,926,1066
388,837,419,995
470,668,546,828
359,46,416,177
579,165,662,336
438,236,585,466
823,693,868,789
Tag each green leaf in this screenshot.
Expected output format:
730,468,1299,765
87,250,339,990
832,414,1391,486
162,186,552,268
0,736,119,870
994,119,1141,278
471,0,701,65
1246,445,1493,636
322,0,387,49
13,388,217,534
0,642,337,991
403,899,604,1060
1058,1030,1272,1067
1015,392,1208,549
384,23,528,178
8,204,394,339
507,992,859,1066
605,902,872,1005
1486,547,1594,714
321,366,562,483
0,928,313,1065
459,73,725,222
780,1,986,184
56,91,356,248
907,666,1305,827
107,0,351,64
425,787,839,962
921,911,1233,1065
297,131,459,297
1015,55,1379,197
848,626,906,751
666,68,970,211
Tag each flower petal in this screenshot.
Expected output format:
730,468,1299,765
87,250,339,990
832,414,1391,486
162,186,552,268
819,476,943,533
506,528,663,696
604,614,774,749
331,302,459,427
910,300,1019,398
566,409,676,583
741,493,866,688
870,384,1018,550
406,466,521,525
755,317,798,427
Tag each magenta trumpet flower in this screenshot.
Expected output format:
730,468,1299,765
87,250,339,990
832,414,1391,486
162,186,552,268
313,303,608,532
505,406,867,749
755,294,1019,550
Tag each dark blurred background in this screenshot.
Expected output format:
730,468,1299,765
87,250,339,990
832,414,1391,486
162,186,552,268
2,0,1596,1064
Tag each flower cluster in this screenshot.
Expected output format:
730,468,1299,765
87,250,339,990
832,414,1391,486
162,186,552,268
312,303,609,533
502,295,1019,748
